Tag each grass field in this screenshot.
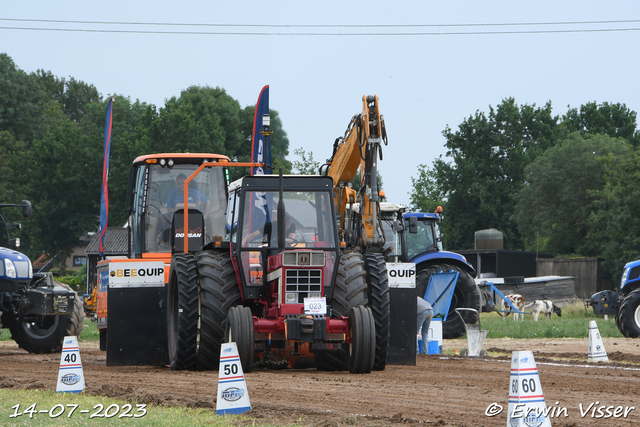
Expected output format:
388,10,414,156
479,301,623,339
0,389,264,427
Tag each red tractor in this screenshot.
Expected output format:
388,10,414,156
168,171,379,373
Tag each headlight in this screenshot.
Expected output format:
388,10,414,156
28,260,33,279
285,292,298,303
4,258,16,278
621,267,630,289
308,292,321,298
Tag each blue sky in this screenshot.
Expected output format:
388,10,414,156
3,1,640,206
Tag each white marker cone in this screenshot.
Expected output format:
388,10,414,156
56,336,85,393
588,320,609,362
216,342,251,415
507,351,552,427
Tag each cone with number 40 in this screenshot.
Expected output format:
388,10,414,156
56,336,85,393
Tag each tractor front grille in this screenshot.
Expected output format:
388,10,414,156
283,252,325,266
14,261,31,278
285,269,322,303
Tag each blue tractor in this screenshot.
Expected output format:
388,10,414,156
0,200,84,353
379,203,481,339
588,259,640,337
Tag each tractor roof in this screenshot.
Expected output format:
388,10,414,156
133,153,231,165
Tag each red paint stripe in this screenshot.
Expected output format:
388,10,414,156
509,395,545,399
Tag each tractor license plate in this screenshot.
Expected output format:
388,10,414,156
304,297,326,315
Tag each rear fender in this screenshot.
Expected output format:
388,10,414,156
411,251,476,278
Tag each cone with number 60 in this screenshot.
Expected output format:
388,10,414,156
507,351,551,427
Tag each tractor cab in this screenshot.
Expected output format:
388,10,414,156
226,175,340,306
126,153,230,256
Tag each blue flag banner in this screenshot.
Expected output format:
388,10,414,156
248,86,272,234
251,85,272,176
98,97,113,257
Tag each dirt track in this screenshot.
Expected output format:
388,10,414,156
2,337,640,426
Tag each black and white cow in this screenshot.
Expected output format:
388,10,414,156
528,300,562,321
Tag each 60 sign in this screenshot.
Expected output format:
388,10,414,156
511,378,537,394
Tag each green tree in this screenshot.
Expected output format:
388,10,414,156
515,133,632,255
20,112,102,273
35,70,101,122
0,54,52,142
431,98,560,250
292,148,319,175
587,148,640,279
78,95,157,228
563,101,640,147
409,164,446,213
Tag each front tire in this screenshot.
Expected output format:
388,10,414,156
10,283,85,354
168,253,199,370
224,306,255,373
416,264,480,339
364,253,390,371
618,289,640,338
196,250,242,370
347,306,375,374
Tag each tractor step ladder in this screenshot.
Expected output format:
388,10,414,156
455,308,488,357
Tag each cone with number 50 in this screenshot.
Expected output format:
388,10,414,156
507,351,551,427
216,342,251,415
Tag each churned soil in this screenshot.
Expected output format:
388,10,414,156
1,336,640,426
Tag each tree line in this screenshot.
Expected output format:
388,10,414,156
2,52,639,281
0,54,290,272
410,98,640,280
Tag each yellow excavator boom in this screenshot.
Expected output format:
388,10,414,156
322,95,388,252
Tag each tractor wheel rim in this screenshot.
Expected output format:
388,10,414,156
22,316,59,339
634,304,640,329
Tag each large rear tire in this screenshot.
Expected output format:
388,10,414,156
196,250,242,370
364,253,390,371
10,283,85,354
416,264,480,339
347,306,375,374
224,306,255,373
314,251,368,371
618,289,640,338
168,253,199,370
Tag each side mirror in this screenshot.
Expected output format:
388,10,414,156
21,200,32,218
392,220,404,232
408,216,418,234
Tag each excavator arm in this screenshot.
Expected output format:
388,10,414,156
321,95,388,253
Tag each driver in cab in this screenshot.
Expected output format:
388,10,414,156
242,213,296,246
166,173,210,215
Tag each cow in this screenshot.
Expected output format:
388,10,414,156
501,294,525,321
527,300,562,321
